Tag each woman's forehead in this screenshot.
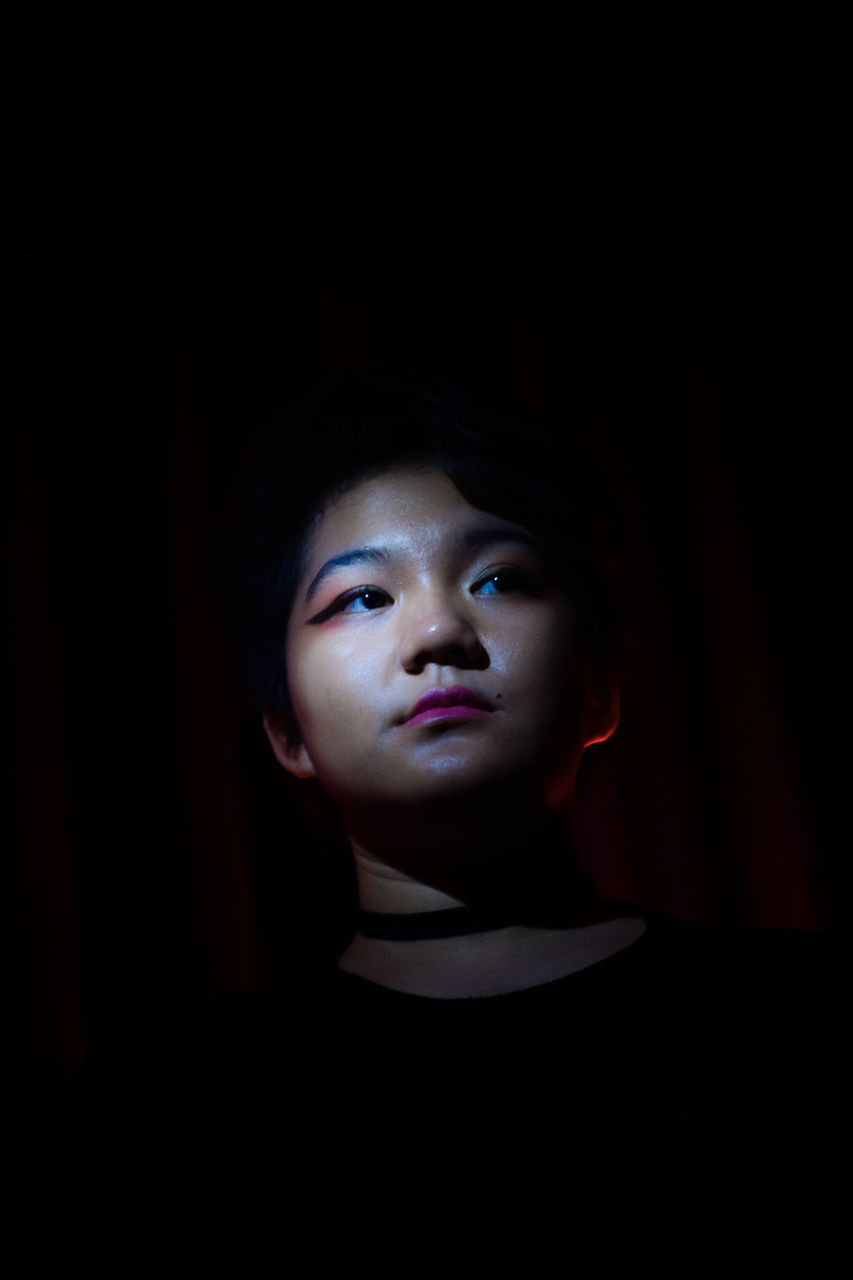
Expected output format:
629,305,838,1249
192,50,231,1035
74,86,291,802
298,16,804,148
305,464,535,563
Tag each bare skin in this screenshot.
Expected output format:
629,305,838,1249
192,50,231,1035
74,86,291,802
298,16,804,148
265,465,645,998
338,914,647,999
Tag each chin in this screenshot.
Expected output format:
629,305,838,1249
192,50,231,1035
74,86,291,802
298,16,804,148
398,755,550,806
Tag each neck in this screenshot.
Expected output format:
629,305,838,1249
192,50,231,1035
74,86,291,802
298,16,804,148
344,795,600,928
336,796,646,998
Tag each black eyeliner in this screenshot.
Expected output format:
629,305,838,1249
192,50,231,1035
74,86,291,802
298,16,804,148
308,586,390,625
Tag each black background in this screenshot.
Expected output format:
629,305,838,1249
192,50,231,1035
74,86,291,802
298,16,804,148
5,107,841,1113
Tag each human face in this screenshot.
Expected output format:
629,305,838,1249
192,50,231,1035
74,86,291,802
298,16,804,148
275,465,594,817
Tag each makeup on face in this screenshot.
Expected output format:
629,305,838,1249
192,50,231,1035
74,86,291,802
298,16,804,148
398,685,496,729
277,465,588,813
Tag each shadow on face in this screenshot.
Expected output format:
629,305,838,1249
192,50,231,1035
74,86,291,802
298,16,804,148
264,466,619,864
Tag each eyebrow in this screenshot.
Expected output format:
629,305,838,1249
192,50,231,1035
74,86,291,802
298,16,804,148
302,525,542,605
304,547,393,604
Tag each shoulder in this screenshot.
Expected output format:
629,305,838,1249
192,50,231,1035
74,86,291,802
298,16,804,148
649,921,842,1126
620,916,839,1048
672,920,839,1011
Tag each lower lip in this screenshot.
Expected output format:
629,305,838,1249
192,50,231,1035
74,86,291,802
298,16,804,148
402,706,492,729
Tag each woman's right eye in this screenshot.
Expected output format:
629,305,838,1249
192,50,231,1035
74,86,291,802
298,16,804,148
336,587,392,615
308,587,392,625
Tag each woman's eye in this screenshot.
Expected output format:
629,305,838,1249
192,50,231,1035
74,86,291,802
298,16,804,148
474,568,533,596
308,586,393,625
338,588,392,615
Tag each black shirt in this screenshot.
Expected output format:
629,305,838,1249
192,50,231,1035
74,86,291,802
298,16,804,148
24,914,839,1269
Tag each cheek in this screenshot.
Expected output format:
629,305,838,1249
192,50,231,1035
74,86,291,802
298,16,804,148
514,622,585,749
286,634,378,739
284,634,324,739
498,609,579,690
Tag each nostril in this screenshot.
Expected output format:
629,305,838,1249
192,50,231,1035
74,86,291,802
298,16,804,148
398,602,490,674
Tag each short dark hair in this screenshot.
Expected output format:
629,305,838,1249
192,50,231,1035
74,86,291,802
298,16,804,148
224,363,623,724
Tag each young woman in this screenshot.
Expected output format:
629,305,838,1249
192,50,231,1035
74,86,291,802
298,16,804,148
33,366,835,1265
254,371,636,1000
227,368,833,1143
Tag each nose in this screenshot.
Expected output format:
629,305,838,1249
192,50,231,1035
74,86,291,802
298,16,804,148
398,596,489,674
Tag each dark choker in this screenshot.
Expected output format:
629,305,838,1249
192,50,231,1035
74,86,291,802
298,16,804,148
355,880,615,940
355,904,521,941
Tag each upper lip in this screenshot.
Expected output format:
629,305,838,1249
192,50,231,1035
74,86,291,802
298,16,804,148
400,685,495,724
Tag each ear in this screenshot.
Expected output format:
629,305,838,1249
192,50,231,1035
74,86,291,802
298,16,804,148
582,677,621,749
262,710,318,780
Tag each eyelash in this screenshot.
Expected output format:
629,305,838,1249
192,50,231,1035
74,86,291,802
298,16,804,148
312,568,537,622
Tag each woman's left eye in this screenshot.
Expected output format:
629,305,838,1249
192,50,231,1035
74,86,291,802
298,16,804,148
474,568,532,596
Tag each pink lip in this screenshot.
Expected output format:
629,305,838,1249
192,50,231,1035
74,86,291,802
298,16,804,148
404,705,492,728
400,685,494,728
